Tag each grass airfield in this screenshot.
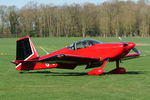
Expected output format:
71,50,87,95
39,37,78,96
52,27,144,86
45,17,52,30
0,37,150,100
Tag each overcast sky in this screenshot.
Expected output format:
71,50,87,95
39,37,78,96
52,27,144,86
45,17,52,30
0,0,139,8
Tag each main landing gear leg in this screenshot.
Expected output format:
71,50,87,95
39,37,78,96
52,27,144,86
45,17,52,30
109,60,126,74
87,60,108,75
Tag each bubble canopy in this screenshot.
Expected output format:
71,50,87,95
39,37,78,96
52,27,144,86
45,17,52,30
68,39,102,50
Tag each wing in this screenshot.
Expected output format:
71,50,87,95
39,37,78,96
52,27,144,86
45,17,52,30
38,54,100,65
121,53,141,60
17,54,100,70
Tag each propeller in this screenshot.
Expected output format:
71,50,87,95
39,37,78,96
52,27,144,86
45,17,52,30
118,37,141,54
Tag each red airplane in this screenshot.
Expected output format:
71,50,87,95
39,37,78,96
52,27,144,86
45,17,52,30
12,36,141,75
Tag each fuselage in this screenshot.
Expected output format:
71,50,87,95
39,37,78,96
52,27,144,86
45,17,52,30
39,42,135,62
13,37,139,72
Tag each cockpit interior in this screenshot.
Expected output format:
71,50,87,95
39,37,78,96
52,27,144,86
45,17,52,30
68,39,102,50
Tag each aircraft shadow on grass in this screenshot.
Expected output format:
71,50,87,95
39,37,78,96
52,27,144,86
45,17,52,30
20,71,87,76
19,70,146,76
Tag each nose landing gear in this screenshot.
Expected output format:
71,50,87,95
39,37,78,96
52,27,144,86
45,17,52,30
109,60,126,74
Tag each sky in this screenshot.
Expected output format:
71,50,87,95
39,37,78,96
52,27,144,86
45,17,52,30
0,0,139,8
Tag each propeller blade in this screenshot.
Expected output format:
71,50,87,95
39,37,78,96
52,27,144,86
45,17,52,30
118,37,128,47
119,37,126,42
132,48,141,54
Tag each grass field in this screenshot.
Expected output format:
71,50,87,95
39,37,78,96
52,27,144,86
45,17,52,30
0,37,150,100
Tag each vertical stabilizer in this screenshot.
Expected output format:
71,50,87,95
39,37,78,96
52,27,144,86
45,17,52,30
16,36,39,61
14,36,39,70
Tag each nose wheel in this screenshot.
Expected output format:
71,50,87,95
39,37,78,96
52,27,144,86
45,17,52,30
109,60,126,74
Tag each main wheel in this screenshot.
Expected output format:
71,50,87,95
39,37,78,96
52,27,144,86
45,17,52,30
109,67,126,74
87,68,104,75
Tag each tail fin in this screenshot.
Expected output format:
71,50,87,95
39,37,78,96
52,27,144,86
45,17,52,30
12,36,58,71
12,36,39,70
16,36,39,61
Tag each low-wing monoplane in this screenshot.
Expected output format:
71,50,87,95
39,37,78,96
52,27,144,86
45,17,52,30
12,36,141,75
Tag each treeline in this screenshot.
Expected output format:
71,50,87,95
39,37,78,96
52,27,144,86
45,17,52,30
0,0,150,37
